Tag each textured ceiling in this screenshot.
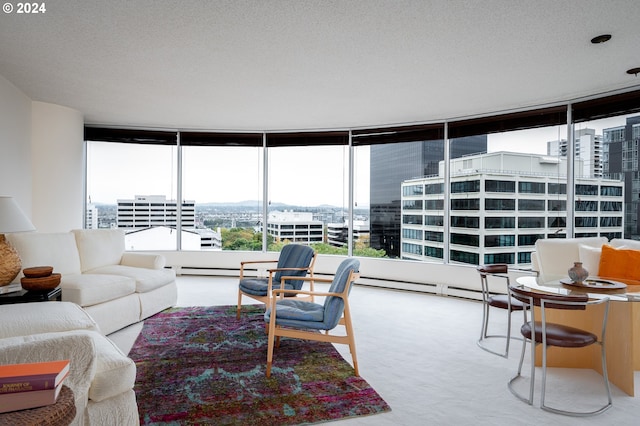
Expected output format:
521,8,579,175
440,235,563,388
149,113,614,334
1,0,639,131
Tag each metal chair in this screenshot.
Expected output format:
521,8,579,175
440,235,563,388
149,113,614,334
477,264,528,357
264,258,360,378
507,284,612,416
237,244,316,319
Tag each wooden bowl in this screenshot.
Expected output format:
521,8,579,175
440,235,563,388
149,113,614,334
21,273,61,291
23,266,54,278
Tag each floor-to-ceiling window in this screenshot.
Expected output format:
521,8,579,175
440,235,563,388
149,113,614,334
84,89,640,263
352,124,445,260
85,129,178,250
445,107,567,266
180,132,263,251
266,132,348,252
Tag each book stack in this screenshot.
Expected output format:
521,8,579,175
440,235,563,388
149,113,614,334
0,360,70,413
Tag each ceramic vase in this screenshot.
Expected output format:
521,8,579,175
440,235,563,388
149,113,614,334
568,261,589,283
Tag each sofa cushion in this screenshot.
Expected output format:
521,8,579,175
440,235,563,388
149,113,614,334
610,238,640,250
121,252,166,270
598,244,640,281
0,301,99,339
83,294,141,336
89,333,136,402
578,244,602,276
534,236,608,283
62,273,136,307
72,229,125,272
87,265,176,293
7,232,82,278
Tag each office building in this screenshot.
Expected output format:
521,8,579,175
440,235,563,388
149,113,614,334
85,203,98,229
401,152,624,265
117,195,196,230
547,128,603,178
264,211,323,245
327,220,370,248
603,115,640,239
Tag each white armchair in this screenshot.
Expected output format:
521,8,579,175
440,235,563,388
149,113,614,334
0,302,139,425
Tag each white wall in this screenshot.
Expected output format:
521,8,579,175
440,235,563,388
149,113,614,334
0,74,32,214
31,102,84,232
0,74,84,231
159,249,531,300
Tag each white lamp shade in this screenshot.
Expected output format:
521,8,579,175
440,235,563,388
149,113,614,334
0,196,36,233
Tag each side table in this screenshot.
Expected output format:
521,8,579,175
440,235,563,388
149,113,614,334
0,286,61,305
0,385,76,426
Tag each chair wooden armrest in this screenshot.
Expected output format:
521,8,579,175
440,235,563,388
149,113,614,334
272,288,346,299
264,270,315,292
275,272,360,298
239,259,278,278
269,275,323,298
279,276,332,284
267,266,314,273
240,259,278,265
279,273,360,286
240,259,278,268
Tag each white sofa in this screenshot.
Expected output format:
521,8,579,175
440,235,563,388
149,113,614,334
0,302,139,425
531,237,640,283
8,229,177,335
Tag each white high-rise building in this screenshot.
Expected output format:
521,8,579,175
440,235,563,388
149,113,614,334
85,203,98,229
547,128,603,178
117,195,195,230
400,152,624,266
327,220,370,247
264,211,323,245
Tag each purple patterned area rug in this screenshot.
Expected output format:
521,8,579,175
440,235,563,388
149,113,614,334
129,305,391,425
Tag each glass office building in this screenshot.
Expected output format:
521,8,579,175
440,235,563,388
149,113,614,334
369,136,486,257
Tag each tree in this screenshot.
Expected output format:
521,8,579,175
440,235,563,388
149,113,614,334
306,242,386,258
220,228,386,257
221,228,273,251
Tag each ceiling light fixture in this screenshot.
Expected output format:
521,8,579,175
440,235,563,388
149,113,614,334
590,34,612,44
627,68,640,76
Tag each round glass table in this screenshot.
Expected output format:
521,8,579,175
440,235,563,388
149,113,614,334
516,275,640,396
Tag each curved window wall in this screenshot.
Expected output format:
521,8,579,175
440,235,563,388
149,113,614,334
85,89,640,269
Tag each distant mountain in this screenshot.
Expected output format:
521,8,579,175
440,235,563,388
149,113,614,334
198,200,289,208
197,200,346,209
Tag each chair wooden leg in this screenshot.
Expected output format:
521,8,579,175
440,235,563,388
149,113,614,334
266,319,276,378
342,305,359,376
236,290,243,319
349,337,359,376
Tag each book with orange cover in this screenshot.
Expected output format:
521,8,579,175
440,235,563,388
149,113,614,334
0,360,70,394
0,382,64,413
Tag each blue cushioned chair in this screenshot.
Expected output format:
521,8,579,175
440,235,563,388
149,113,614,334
264,258,360,378
236,244,316,319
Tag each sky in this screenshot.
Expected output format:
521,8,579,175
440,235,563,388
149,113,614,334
86,143,369,207
86,115,635,207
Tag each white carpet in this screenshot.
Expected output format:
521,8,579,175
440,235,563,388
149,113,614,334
110,276,640,425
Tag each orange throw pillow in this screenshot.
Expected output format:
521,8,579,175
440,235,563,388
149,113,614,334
598,244,640,281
